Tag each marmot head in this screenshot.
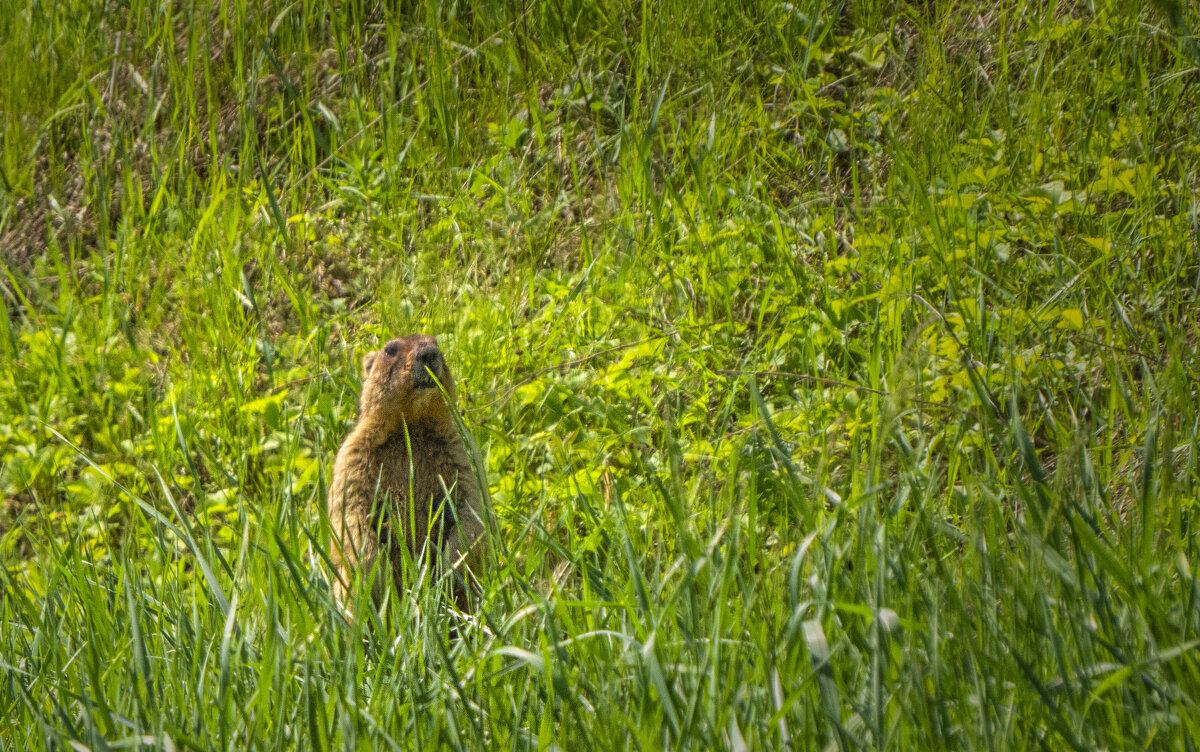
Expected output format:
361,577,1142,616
359,334,456,427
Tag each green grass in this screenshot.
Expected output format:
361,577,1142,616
2,0,1200,748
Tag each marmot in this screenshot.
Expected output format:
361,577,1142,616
328,334,487,609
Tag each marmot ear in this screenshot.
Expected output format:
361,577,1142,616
362,352,378,376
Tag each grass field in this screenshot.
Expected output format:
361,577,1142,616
2,0,1200,748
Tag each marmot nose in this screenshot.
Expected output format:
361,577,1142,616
414,346,442,376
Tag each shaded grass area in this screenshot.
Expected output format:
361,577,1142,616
2,0,1200,747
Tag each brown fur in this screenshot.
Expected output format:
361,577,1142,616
328,334,486,609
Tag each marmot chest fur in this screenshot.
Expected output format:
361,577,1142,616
328,334,486,606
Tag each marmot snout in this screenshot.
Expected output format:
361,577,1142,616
328,334,487,610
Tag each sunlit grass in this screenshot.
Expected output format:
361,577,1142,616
2,0,1199,748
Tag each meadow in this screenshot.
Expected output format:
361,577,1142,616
2,0,1199,748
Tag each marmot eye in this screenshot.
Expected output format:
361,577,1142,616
384,343,399,357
